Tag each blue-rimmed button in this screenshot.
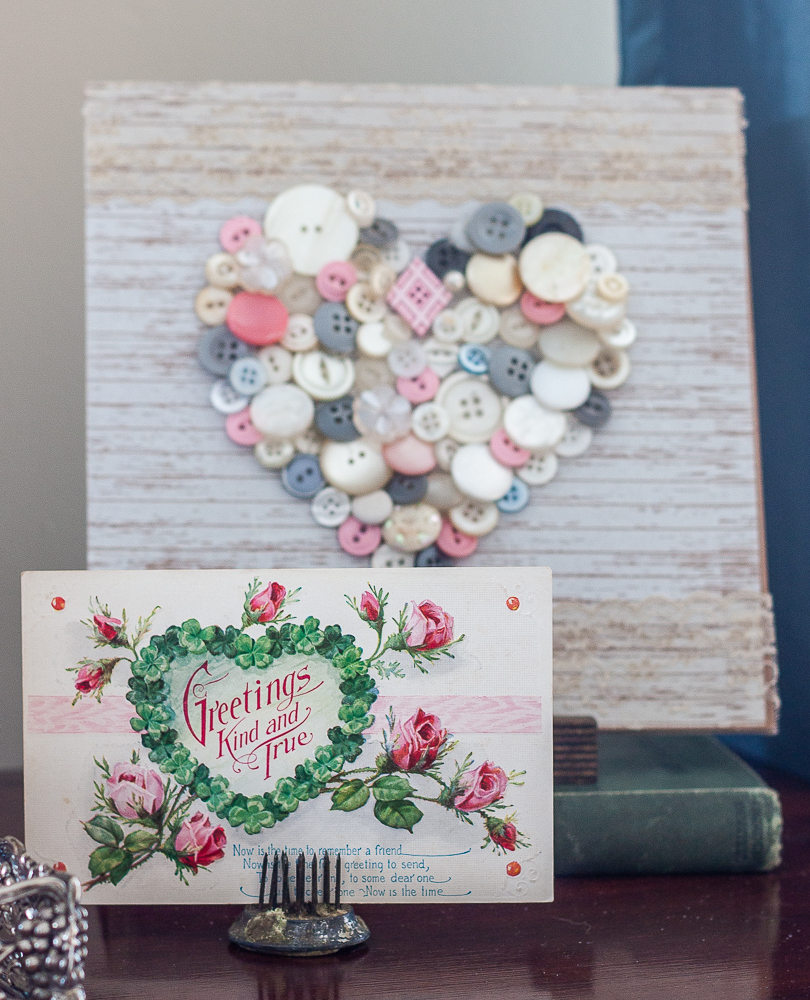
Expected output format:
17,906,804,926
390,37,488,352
496,477,530,513
386,473,428,505
281,454,325,499
415,545,455,567
458,343,491,376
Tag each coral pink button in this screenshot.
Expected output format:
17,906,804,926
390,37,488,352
337,517,382,556
219,216,262,253
520,291,566,326
489,428,532,468
316,261,358,302
226,292,289,346
226,408,263,446
396,368,440,404
382,434,436,476
435,519,478,558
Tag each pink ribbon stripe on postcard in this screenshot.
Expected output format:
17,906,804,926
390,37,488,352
27,695,542,735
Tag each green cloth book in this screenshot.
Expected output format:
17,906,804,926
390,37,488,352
554,733,782,875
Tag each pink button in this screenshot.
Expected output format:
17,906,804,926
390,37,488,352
226,292,289,346
316,261,358,302
520,291,566,326
382,434,436,476
436,520,478,558
338,517,382,557
396,368,440,404
226,408,263,446
219,216,262,254
489,428,532,468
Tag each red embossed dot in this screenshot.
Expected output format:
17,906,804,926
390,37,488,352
53,861,67,872
51,597,66,611
506,861,521,877
506,596,520,611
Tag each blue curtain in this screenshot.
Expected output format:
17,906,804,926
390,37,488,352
619,0,810,778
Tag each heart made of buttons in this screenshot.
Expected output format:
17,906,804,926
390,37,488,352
196,185,637,566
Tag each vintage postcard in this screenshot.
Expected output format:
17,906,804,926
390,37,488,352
22,567,552,904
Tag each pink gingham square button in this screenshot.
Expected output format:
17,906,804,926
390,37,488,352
386,258,452,336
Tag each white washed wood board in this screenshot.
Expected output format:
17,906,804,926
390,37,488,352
84,82,775,732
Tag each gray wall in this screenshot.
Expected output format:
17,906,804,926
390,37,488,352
0,0,618,770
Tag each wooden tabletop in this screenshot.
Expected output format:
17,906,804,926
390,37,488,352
2,767,807,999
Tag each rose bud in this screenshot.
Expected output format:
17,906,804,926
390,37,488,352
490,822,518,852
75,663,105,694
94,614,122,641
359,590,380,622
250,582,286,623
175,812,227,874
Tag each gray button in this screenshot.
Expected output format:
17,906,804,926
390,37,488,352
314,395,359,442
465,202,526,255
415,545,455,567
386,473,428,505
488,345,536,397
198,326,252,376
524,208,584,244
281,454,325,499
359,218,399,248
313,303,359,354
573,389,612,427
425,239,471,279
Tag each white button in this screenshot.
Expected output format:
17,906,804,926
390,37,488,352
230,357,267,396
205,252,240,289
531,361,592,410
293,351,355,400
432,309,463,344
264,184,359,276
437,372,502,444
257,344,293,384
509,192,544,226
465,254,522,307
449,498,499,536
371,543,415,568
388,341,427,379
382,503,442,552
519,233,592,303
254,438,295,469
353,385,412,442
435,437,460,471
356,320,393,358
554,415,593,457
451,443,513,502
311,486,352,527
503,396,566,450
411,401,451,442
586,244,618,277
425,472,466,510
383,312,412,344
346,190,376,227
590,347,630,389
499,307,540,349
443,270,466,293
538,320,602,367
277,275,323,316
518,451,559,486
346,282,387,323
599,317,637,349
250,383,314,439
450,208,477,253
456,297,500,344
352,489,394,525
381,239,413,274
320,439,391,495
422,338,459,378
565,282,626,332
353,357,395,393
210,379,248,414
282,314,318,352
294,426,325,455
597,272,629,303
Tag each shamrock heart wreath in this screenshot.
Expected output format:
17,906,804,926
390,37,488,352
194,185,637,567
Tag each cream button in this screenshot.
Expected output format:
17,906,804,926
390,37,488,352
517,451,559,486
369,263,397,299
465,254,523,307
320,439,391,495
531,361,592,410
352,489,394,525
498,307,540,349
519,233,592,303
264,184,359,276
451,443,513,502
437,373,502,444
590,346,630,389
456,297,500,344
449,498,499,537
294,426,325,455
509,192,544,226
424,472,466,510
205,252,240,289
254,438,295,469
432,309,464,344
293,351,355,401
599,317,637,349
586,244,618,277
411,401,451,442
371,543,415,568
281,314,318,352
597,272,629,303
250,383,314,439
565,281,626,332
383,311,412,344
257,344,293,384
350,244,384,281
423,338,459,378
276,274,322,315
538,320,602,367
311,486,352,528
356,321,393,358
503,396,566,450
346,190,376,228
435,437,460,471
195,286,233,326
443,270,466,293
353,357,395,393
346,282,387,322
554,415,593,457
382,503,442,553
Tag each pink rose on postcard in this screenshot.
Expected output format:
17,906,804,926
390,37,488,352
250,581,286,622
405,600,454,650
75,663,105,695
93,613,122,641
454,761,508,812
391,708,447,771
107,763,165,819
175,813,227,874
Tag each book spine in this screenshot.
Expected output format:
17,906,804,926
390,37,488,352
553,787,782,875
